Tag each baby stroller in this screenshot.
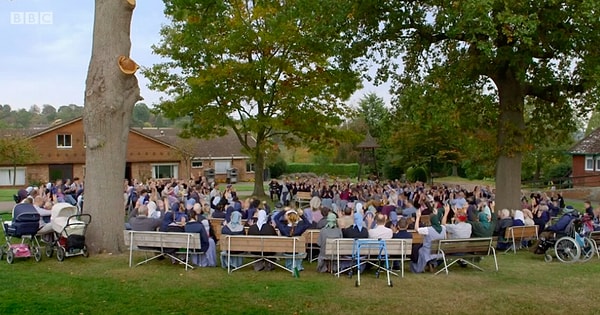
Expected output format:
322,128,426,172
48,203,91,261
534,217,596,263
0,203,42,263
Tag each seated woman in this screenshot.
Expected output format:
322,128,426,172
199,218,218,267
410,208,446,273
342,212,368,239
512,210,525,227
316,212,342,273
274,208,311,271
247,209,278,271
220,211,245,269
495,209,514,250
184,210,210,266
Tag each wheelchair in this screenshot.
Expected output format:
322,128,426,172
536,218,596,263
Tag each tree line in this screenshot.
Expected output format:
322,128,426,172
0,103,176,129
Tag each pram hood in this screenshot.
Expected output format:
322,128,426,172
12,203,40,222
51,203,80,234
51,202,78,220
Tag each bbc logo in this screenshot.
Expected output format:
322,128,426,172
10,12,54,25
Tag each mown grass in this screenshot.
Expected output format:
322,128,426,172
0,189,16,202
0,243,599,315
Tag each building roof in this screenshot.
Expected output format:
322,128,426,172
19,116,252,159
356,132,380,149
569,128,600,155
133,127,252,158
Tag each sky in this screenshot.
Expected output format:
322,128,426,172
0,0,391,111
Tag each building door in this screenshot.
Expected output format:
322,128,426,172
49,164,73,182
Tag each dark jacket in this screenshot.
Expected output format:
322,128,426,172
342,226,369,239
546,212,578,233
247,223,277,236
274,211,310,237
184,221,210,253
393,230,412,239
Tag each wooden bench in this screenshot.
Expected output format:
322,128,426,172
295,191,313,208
221,235,306,274
410,230,424,244
123,230,203,270
589,231,600,259
303,229,320,262
325,238,412,278
209,218,247,243
502,225,539,254
432,237,497,275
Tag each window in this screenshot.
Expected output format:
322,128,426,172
585,156,595,171
191,159,203,169
214,160,231,174
246,161,255,173
57,134,72,148
152,164,178,179
0,167,25,185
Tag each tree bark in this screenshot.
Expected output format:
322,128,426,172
252,147,267,198
83,0,140,254
494,70,525,211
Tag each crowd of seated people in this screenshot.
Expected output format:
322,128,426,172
119,174,600,273
12,179,86,239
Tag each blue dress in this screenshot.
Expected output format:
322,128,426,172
410,226,446,273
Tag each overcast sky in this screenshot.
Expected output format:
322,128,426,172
0,0,390,111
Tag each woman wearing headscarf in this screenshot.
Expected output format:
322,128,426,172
247,209,278,271
195,217,217,267
512,209,525,227
410,208,447,273
220,211,245,269
342,212,369,239
184,210,210,266
316,212,343,273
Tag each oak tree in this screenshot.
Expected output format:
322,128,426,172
83,0,141,253
145,0,361,196
354,0,600,209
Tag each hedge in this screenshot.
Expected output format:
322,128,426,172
285,163,359,177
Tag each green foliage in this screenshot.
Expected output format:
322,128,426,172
268,156,287,179
352,0,600,208
286,163,358,177
382,159,403,181
145,0,362,195
585,110,600,136
405,166,428,182
545,163,572,180
0,136,39,186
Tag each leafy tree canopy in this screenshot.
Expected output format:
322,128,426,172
352,0,600,208
145,0,363,195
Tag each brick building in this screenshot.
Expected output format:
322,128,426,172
0,117,255,186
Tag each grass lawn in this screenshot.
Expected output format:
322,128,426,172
0,244,598,314
0,189,16,202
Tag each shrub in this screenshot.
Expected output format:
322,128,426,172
406,166,428,182
268,157,287,179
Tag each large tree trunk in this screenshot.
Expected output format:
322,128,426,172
83,0,140,254
252,148,267,198
494,71,525,211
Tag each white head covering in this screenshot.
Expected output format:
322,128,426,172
147,201,159,219
256,210,267,230
355,203,363,215
513,209,525,222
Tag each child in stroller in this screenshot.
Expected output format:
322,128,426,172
47,202,92,261
1,203,43,263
